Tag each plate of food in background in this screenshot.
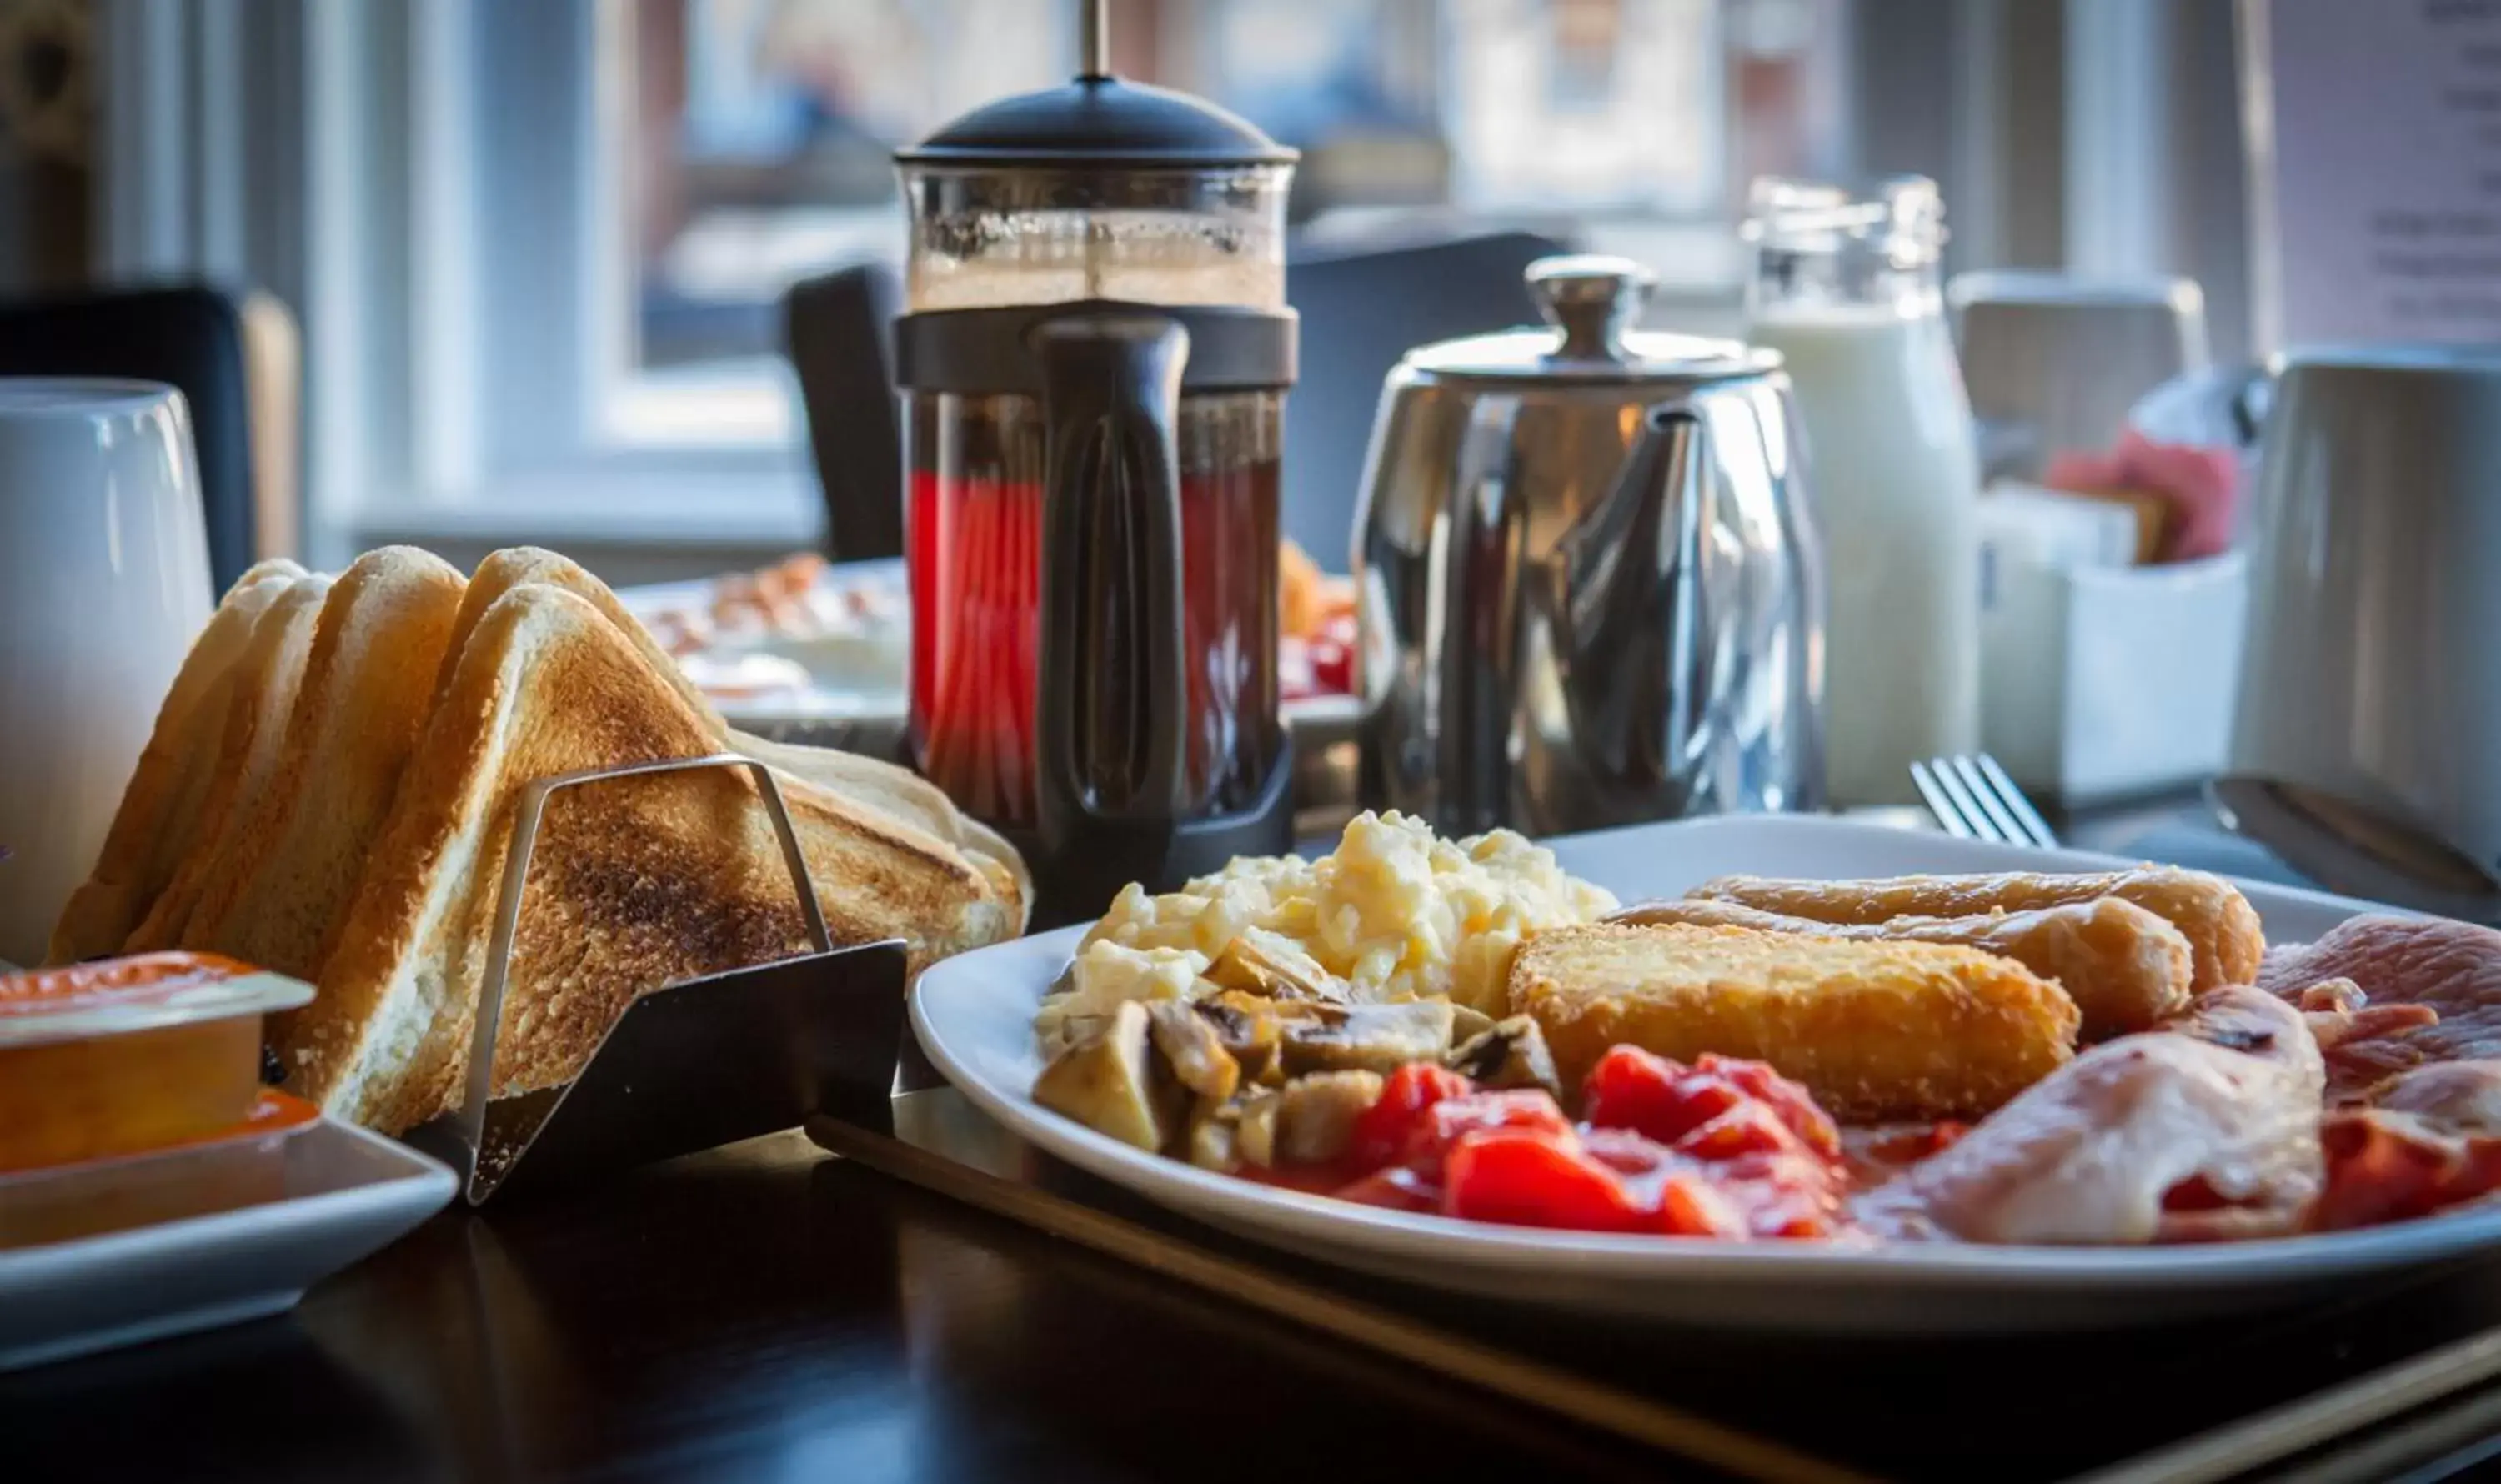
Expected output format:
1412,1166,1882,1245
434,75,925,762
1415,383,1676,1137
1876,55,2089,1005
619,541,1361,736
910,810,2501,1333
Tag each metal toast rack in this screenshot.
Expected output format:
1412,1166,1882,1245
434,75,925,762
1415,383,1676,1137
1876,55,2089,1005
400,753,915,1205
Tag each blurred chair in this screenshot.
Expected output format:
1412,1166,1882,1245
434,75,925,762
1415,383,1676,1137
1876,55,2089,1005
237,292,303,569
1283,230,1567,569
0,283,298,590
783,262,905,564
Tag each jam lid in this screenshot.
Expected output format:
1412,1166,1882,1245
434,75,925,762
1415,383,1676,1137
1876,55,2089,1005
0,953,313,1050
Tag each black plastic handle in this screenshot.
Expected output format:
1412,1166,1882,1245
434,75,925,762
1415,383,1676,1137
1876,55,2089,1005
1030,311,1194,836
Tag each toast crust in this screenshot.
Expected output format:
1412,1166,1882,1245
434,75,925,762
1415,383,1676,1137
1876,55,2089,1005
46,565,301,963
179,547,468,979
123,574,335,953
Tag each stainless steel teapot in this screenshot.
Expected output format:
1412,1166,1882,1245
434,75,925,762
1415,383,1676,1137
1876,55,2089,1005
1353,256,1827,836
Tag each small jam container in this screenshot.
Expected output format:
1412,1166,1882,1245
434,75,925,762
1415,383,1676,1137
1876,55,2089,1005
0,952,314,1175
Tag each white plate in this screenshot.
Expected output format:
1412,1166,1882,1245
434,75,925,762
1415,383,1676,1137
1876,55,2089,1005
614,569,1362,738
910,812,2491,1334
0,1118,455,1370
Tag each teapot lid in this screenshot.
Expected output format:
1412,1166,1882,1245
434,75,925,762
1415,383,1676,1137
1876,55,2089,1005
1403,256,1777,387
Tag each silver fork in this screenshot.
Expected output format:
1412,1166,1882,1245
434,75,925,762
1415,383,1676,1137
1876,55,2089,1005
1910,754,2059,849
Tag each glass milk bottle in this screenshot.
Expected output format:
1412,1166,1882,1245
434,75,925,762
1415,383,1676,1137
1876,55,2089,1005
1745,176,1980,806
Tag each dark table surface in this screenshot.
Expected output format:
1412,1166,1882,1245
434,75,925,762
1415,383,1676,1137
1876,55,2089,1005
18,1120,2501,1484
14,798,2488,1484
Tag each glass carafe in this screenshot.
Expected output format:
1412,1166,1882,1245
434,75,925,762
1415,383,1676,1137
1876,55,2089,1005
894,63,1298,924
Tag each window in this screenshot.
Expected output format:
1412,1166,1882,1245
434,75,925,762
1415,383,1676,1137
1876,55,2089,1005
125,0,2236,564
604,1,1072,449
597,0,1738,458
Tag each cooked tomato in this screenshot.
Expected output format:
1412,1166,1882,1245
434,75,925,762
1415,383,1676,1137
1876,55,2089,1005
1593,1127,1842,1238
1582,1045,1737,1143
1276,1045,1852,1241
1581,1046,1841,1162
1656,1173,1754,1239
1673,1102,1812,1163
1413,1088,1575,1164
1347,1062,1473,1173
1334,1164,1441,1213
2312,1111,2501,1231
1441,1127,1644,1232
1715,1150,1847,1237
1694,1053,1842,1161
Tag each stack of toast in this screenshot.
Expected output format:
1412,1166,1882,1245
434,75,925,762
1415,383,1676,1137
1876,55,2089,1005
48,546,1028,1135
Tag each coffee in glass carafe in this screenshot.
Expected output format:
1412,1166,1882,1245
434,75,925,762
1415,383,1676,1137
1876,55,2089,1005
894,9,1298,926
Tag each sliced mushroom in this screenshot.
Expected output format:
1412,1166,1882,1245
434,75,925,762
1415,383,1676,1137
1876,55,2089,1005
1230,930,1343,1000
1236,1090,1281,1167
1443,1015,1563,1099
1275,1070,1388,1164
1279,999,1457,1076
1205,929,1349,1003
1193,990,1294,1085
1184,1099,1242,1171
1031,1000,1185,1152
1449,1004,1497,1044
1148,1000,1240,1103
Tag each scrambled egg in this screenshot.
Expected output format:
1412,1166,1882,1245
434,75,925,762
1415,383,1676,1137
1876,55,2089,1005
1037,811,1616,1045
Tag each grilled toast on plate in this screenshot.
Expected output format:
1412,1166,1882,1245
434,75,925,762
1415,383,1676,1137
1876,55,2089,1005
450,546,1031,927
285,581,1021,1134
46,560,304,964
123,574,334,953
177,547,468,980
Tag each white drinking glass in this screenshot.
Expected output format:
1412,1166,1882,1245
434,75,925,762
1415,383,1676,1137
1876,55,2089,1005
0,379,215,965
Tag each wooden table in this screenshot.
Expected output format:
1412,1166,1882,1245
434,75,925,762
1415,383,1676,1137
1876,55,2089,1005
8,1131,1687,1483
19,1119,2501,1484
18,802,2496,1482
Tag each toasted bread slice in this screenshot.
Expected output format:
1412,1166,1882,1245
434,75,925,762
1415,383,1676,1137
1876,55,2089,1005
124,574,335,952
739,734,1031,929
454,546,1030,926
46,563,303,963
440,546,723,719
289,583,1018,1132
178,547,467,979
1511,921,2080,1122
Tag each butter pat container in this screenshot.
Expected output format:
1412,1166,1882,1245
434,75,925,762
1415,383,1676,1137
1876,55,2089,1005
0,954,455,1371
0,954,313,1174
1980,549,2249,805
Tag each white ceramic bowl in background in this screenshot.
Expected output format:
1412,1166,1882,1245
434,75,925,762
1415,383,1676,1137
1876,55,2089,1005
0,379,214,965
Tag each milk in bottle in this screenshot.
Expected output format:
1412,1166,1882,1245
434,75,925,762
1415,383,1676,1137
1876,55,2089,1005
1745,177,1981,806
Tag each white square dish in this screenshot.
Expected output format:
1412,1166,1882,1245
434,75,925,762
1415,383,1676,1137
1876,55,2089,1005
0,1118,455,1371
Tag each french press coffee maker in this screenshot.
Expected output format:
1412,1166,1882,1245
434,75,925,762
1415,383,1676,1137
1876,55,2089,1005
895,6,1299,927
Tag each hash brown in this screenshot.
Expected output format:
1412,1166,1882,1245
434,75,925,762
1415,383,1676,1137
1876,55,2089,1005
1511,921,2082,1121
